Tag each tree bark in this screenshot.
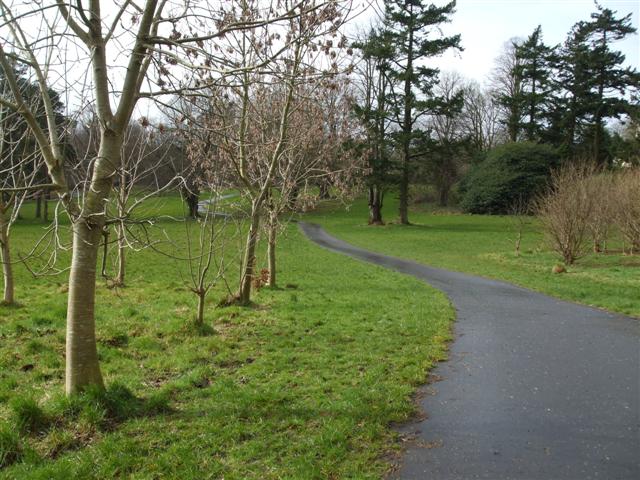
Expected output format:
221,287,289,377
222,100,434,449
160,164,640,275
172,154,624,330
267,211,277,287
196,291,205,325
65,132,121,394
35,193,42,219
368,186,384,225
43,192,49,222
438,185,450,207
399,4,413,226
1,213,14,305
115,223,126,286
65,221,105,393
238,202,261,305
318,181,330,199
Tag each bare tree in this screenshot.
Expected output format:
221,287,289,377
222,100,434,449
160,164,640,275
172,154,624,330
353,27,393,224
0,0,337,394
461,80,504,152
191,2,352,305
181,192,234,326
584,172,614,253
490,39,524,142
536,164,596,265
262,77,360,287
426,71,464,206
0,105,43,305
613,168,640,254
508,196,530,257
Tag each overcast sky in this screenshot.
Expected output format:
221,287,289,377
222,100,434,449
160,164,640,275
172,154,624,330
352,0,640,85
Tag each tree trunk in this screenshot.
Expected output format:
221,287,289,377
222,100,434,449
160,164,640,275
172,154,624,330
399,8,413,226
43,192,49,222
65,132,121,394
399,145,410,224
438,185,450,207
287,184,299,210
237,202,261,305
196,291,205,325
35,193,42,219
267,211,277,287
115,223,126,286
368,186,384,225
65,221,105,393
319,181,330,199
1,214,14,305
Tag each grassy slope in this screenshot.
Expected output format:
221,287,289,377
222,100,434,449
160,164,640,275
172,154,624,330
0,198,453,479
307,197,639,318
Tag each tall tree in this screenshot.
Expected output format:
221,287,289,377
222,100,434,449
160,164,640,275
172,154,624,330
379,0,461,224
425,70,464,206
354,28,394,224
582,5,639,164
515,25,555,141
491,39,524,142
551,5,639,162
0,0,331,394
460,81,503,153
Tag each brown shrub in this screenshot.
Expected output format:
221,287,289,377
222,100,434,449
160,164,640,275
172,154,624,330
584,172,615,253
536,164,596,265
613,168,640,254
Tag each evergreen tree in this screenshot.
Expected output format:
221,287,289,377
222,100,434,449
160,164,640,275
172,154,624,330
491,39,524,142
379,0,461,224
551,5,639,163
353,29,395,224
582,5,639,164
515,25,555,141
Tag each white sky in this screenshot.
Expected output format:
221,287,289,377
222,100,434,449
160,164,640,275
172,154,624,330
352,0,640,85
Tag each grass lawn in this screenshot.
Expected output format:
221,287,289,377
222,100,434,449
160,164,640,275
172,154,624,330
0,196,453,479
306,196,639,318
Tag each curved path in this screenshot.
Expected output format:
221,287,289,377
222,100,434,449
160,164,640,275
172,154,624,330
299,222,639,480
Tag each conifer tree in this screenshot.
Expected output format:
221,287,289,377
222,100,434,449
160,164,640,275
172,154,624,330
515,26,555,141
551,5,639,162
377,0,461,224
582,5,639,164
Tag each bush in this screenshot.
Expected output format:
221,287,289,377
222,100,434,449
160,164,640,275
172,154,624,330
536,164,596,265
584,172,615,252
460,142,560,214
613,168,640,254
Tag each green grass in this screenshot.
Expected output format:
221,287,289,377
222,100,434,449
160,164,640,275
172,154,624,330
306,196,640,318
0,196,453,478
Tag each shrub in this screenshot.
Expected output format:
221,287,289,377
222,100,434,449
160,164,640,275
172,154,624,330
536,164,595,265
613,168,640,254
584,172,615,253
460,142,560,214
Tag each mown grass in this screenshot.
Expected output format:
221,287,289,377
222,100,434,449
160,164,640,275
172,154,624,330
307,196,639,318
0,196,454,478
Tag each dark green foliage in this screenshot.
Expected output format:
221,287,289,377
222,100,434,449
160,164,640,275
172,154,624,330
9,396,48,434
460,142,559,214
374,0,462,223
0,424,22,468
550,5,639,163
516,26,556,142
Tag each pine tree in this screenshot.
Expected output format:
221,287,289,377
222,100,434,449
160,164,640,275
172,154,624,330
582,5,639,164
515,26,555,141
379,0,461,224
551,5,639,163
491,39,524,142
353,29,395,224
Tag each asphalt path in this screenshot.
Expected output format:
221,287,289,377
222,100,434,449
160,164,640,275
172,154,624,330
299,222,639,480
